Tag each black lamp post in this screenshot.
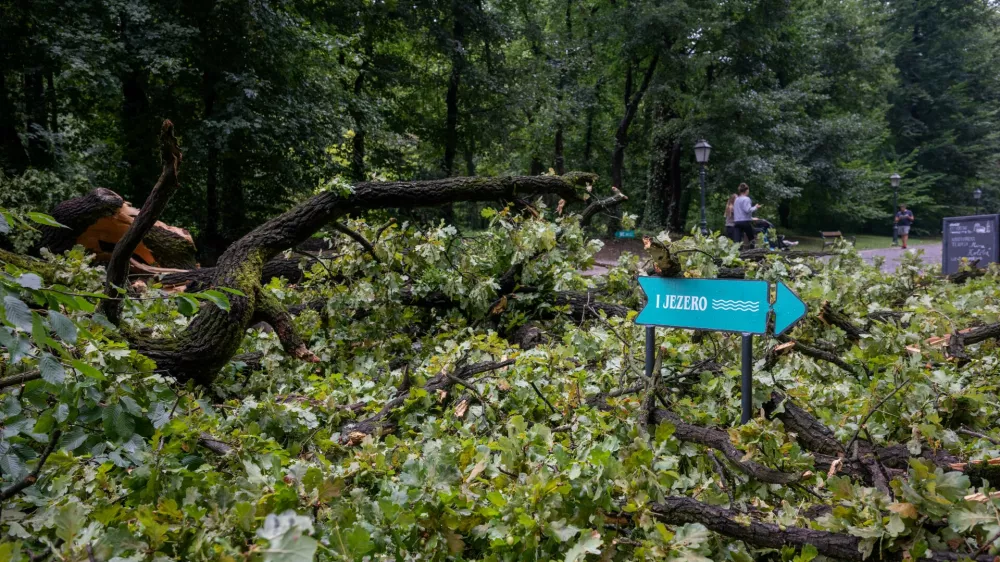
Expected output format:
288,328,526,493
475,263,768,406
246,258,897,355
974,188,983,214
890,173,901,246
694,139,712,235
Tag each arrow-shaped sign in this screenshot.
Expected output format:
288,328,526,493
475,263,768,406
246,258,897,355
635,278,806,335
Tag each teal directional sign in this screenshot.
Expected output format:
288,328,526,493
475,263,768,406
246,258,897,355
635,278,806,335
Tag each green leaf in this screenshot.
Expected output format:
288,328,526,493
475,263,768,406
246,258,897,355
176,295,199,316
217,287,247,297
15,273,42,290
3,296,32,331
547,520,580,543
0,449,26,479
257,511,318,562
54,503,87,543
58,428,88,451
198,289,231,312
794,544,819,562
26,212,67,229
48,311,77,344
71,360,104,380
948,508,994,532
103,403,135,441
39,353,65,384
564,530,602,562
345,525,374,555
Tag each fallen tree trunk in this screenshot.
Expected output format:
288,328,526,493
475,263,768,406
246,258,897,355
110,131,596,385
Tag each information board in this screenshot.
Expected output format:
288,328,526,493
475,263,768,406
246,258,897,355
942,214,1000,275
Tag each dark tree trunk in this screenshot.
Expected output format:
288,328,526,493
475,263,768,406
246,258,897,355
203,75,221,264
530,157,544,176
120,12,157,203
349,43,369,182
778,199,791,228
583,95,596,168
464,138,475,176
678,171,694,232
0,72,28,174
443,4,464,176
554,126,565,175
45,70,57,135
610,55,658,189
667,142,683,233
221,141,245,244
643,103,677,230
23,65,52,168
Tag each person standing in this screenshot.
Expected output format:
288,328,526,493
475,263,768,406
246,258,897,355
733,183,761,247
895,204,914,249
724,193,737,241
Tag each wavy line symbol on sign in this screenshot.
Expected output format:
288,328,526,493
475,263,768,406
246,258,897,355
712,299,760,312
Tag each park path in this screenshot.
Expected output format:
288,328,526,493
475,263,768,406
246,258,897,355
857,242,941,273
580,238,942,276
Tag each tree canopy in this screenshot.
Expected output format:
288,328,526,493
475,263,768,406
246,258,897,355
3,0,1000,249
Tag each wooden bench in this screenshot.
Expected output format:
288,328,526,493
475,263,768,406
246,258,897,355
819,231,856,249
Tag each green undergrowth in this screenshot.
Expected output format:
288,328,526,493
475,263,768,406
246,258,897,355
1,203,1000,561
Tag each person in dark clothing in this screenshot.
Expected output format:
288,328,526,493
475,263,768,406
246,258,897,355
894,204,914,249
732,183,761,247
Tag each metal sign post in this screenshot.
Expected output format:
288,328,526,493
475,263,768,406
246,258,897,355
741,333,753,424
636,277,806,424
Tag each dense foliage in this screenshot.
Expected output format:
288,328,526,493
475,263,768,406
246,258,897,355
3,0,1000,250
3,196,1000,560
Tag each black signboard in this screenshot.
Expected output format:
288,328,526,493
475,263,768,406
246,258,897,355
942,214,1000,275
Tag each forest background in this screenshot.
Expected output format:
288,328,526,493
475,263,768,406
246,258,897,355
2,0,1000,260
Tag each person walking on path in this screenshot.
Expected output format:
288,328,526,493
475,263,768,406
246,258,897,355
732,183,761,247
724,193,737,241
895,204,914,249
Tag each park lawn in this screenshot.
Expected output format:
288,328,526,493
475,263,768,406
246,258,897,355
779,231,942,252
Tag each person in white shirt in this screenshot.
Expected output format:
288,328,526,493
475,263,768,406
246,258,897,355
732,183,761,247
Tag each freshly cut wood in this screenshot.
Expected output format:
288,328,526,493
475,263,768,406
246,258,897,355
34,187,198,269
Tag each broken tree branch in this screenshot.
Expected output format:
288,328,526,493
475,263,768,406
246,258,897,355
650,409,800,484
818,301,867,342
102,120,182,324
650,496,991,562
332,221,380,262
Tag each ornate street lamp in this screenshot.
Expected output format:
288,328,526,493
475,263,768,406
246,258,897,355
694,140,712,235
974,188,983,214
890,173,901,246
